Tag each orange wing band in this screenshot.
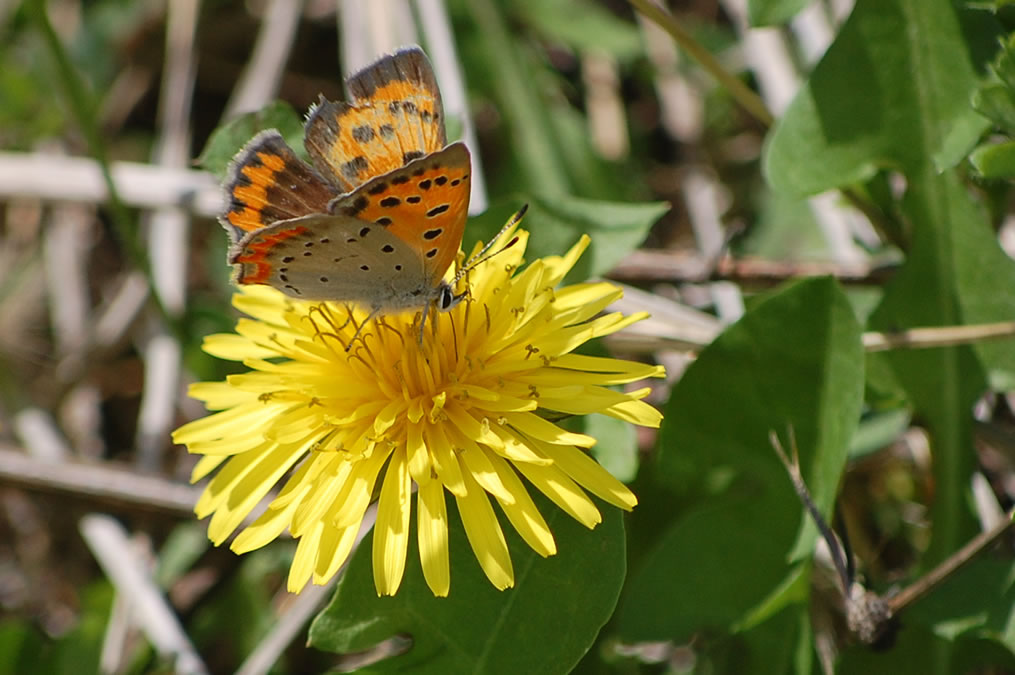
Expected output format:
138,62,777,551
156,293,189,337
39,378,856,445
232,225,309,284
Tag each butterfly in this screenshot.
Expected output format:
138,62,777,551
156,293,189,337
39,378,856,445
220,46,478,339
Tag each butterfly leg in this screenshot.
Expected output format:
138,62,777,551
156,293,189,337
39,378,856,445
345,307,381,351
416,304,431,346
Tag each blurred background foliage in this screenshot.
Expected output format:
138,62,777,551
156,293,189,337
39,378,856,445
5,0,1015,673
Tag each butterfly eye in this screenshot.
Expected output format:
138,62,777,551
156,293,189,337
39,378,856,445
437,284,462,312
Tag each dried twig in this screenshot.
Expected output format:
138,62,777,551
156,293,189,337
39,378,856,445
224,0,303,118
0,151,221,216
0,445,200,515
81,515,209,675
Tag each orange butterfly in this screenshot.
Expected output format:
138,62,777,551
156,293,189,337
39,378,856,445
220,47,475,331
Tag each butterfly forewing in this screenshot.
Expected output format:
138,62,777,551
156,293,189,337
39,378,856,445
229,214,433,307
329,143,471,285
221,130,337,242
304,48,447,192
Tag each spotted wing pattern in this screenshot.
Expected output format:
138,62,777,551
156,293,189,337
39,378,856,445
221,130,337,242
329,143,471,284
304,47,447,193
229,214,434,308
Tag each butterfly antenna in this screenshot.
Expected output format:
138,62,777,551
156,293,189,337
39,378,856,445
453,204,529,284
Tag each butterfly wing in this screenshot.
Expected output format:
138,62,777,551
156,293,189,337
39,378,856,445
329,142,471,286
228,213,433,308
304,47,447,192
221,130,337,243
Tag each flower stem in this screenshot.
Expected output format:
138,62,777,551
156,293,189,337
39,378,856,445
628,0,774,128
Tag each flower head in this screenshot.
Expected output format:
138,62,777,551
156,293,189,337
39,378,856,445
173,223,664,596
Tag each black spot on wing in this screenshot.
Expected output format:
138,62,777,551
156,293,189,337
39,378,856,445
406,196,421,204
340,195,369,217
426,204,450,218
381,244,395,253
380,196,401,208
359,226,370,237
341,156,369,182
434,176,448,186
423,228,442,240
352,125,375,143
403,151,424,165
425,248,438,258
368,182,388,195
392,175,409,185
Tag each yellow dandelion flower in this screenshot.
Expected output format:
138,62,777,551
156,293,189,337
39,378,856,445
173,221,664,597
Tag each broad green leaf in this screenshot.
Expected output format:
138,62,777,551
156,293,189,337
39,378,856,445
763,0,999,195
197,101,305,178
619,277,864,640
868,169,1015,561
585,412,639,483
747,0,811,27
309,491,626,674
970,139,1015,178
465,195,667,282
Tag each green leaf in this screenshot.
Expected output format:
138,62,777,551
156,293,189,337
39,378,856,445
459,0,573,196
747,0,811,27
972,84,1015,134
197,101,306,178
585,412,639,483
849,408,911,460
906,556,1015,648
466,194,667,281
309,491,626,674
155,523,211,587
970,139,1015,178
512,0,645,61
619,277,864,640
0,621,49,675
868,169,1015,562
763,0,999,196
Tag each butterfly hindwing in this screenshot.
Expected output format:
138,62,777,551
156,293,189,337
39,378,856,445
221,130,337,242
229,214,431,307
328,142,471,285
304,47,447,192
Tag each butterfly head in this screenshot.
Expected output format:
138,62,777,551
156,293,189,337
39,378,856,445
437,281,466,313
